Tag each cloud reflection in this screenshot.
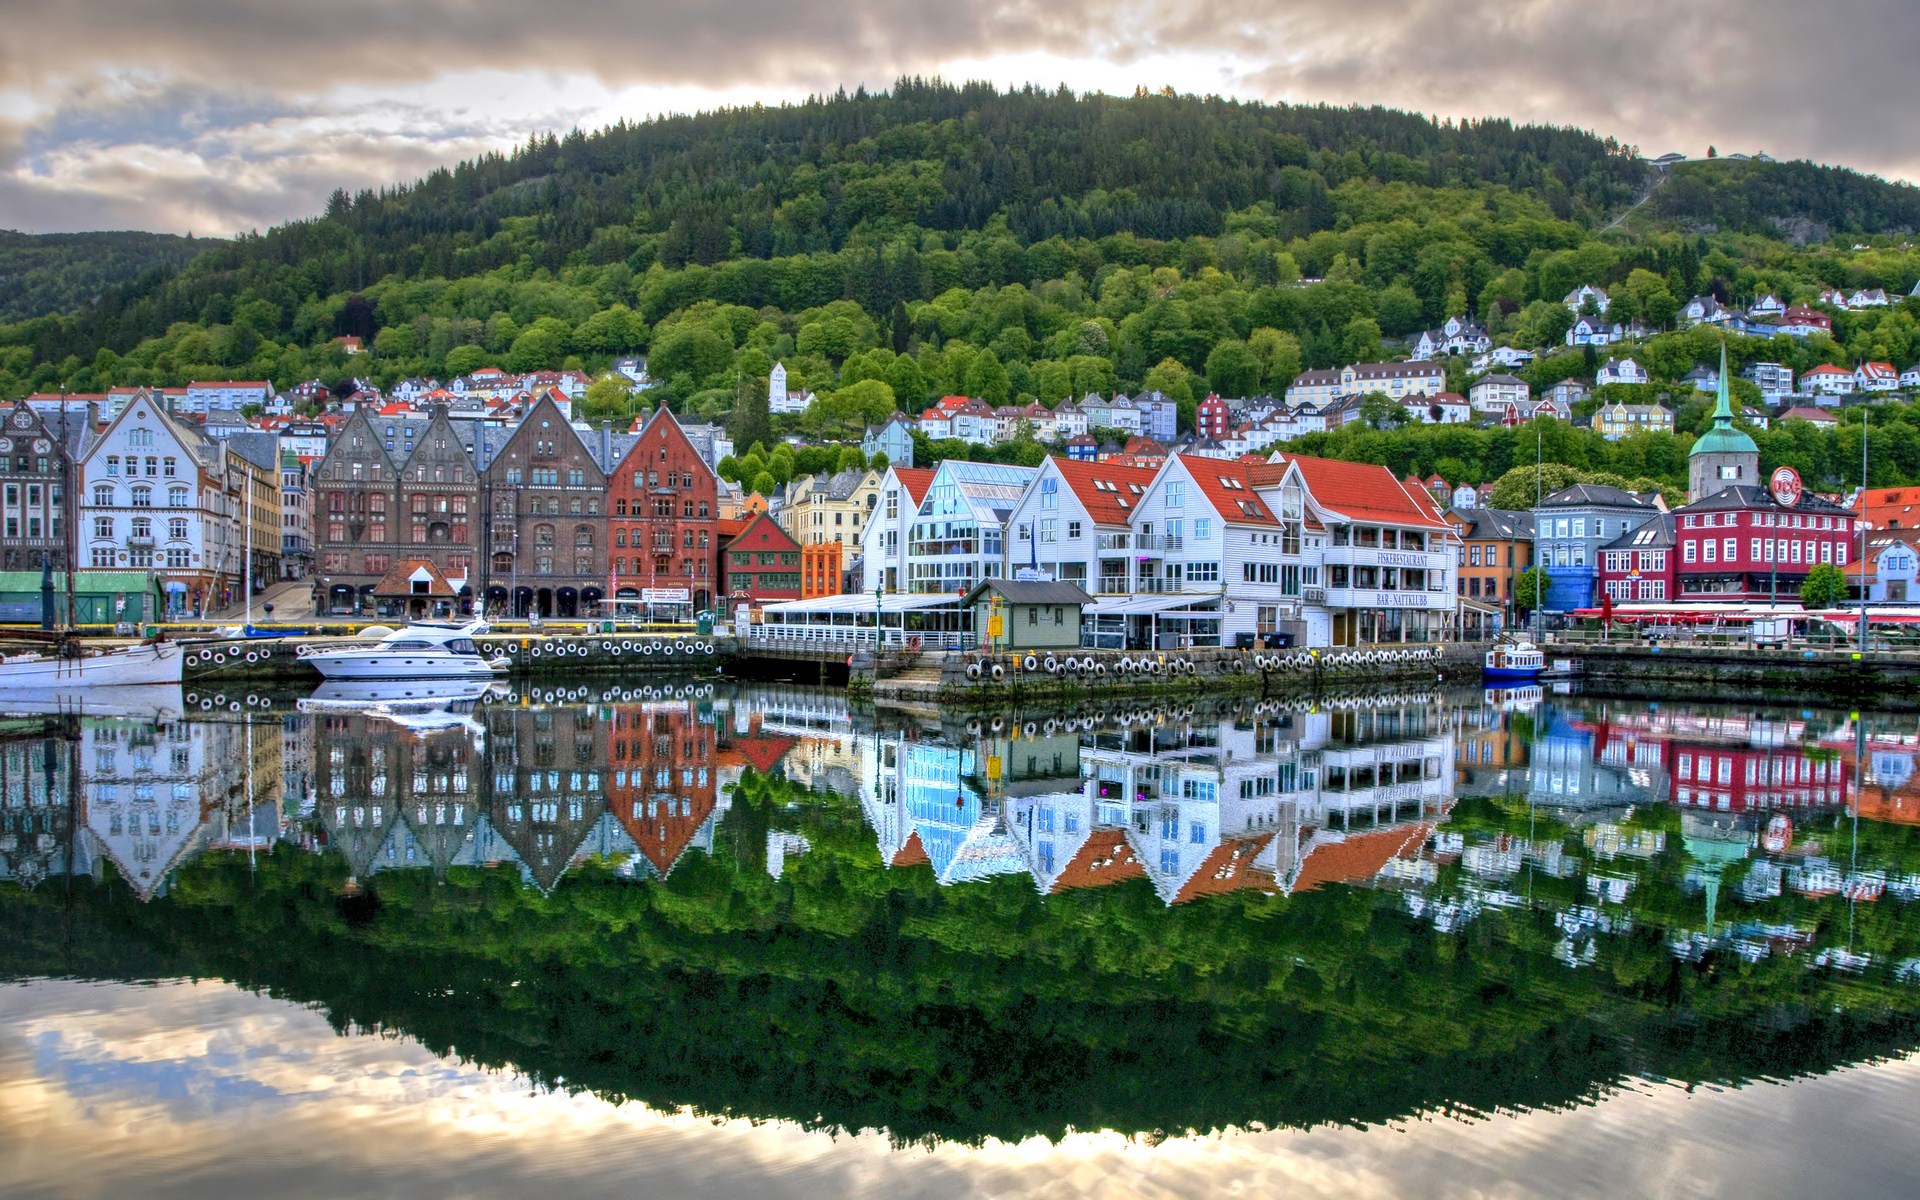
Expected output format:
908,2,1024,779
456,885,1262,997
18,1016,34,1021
1,978,1916,1199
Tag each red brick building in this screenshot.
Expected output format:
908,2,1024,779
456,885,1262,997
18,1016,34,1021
720,510,803,609
607,407,718,613
607,698,719,878
1600,486,1856,604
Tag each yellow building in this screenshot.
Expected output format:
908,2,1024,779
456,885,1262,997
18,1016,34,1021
779,467,880,573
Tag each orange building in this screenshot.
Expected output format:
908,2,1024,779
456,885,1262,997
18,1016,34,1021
801,541,843,598
1448,506,1535,634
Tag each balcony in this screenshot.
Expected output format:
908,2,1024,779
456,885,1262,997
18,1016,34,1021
1320,545,1445,569
1096,533,1131,551
1303,586,1326,605
1134,534,1183,552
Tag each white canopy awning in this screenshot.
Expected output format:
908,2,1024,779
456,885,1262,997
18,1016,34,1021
1086,594,1222,617
761,593,966,617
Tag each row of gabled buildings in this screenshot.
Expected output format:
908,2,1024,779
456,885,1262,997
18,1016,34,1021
0,394,284,622
855,446,1461,648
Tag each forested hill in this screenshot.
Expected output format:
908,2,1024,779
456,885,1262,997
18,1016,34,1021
5,79,1920,420
0,229,216,323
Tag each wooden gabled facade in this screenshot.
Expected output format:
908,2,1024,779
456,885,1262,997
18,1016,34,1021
483,392,607,617
607,406,718,613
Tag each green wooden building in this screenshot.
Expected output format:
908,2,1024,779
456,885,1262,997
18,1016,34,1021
962,579,1091,652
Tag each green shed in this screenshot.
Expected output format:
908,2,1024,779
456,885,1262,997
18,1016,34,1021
962,579,1091,652
0,571,160,625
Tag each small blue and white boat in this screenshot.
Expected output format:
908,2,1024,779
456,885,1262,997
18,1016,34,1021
1483,639,1544,682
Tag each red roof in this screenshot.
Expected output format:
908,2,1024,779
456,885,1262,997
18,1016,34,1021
890,830,932,868
1292,823,1433,893
1178,455,1279,526
1048,830,1144,893
1779,406,1838,423
1278,453,1452,530
1172,833,1277,904
892,467,936,507
368,558,457,597
1050,456,1158,526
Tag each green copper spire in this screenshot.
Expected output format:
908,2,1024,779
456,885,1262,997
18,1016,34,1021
1712,341,1734,426
1690,340,1757,459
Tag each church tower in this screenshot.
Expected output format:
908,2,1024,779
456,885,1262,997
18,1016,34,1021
1688,344,1758,502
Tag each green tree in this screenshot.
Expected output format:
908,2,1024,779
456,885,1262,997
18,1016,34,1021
964,349,1011,405
1514,567,1549,614
1204,339,1261,398
580,376,632,423
1341,316,1383,363
730,375,771,452
749,471,776,497
1801,562,1850,608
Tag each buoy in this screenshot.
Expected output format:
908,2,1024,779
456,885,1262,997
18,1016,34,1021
1022,654,1039,672
967,662,982,680
990,663,1005,680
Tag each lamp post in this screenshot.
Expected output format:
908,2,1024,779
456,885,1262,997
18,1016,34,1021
1859,410,1870,652
875,584,884,650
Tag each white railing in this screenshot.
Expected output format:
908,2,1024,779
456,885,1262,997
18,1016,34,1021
745,625,975,651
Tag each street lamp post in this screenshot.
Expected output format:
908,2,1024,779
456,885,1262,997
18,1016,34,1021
1859,410,1870,652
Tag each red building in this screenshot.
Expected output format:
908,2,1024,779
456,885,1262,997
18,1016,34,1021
607,407,718,613
1601,486,1856,604
1195,393,1232,440
606,698,719,877
720,510,803,609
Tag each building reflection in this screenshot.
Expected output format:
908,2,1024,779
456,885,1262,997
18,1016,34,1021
11,681,1920,984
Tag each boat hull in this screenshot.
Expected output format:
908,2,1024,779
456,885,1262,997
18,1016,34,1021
1482,666,1542,682
306,653,501,681
0,642,184,687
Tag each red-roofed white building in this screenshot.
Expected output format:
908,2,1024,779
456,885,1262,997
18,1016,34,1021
1856,361,1900,393
1803,364,1855,399
1002,456,1159,593
858,465,939,592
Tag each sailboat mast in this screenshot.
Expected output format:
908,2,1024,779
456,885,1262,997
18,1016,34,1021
62,402,76,631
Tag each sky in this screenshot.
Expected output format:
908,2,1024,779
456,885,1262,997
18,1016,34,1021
2,1,1917,237
5,977,1920,1198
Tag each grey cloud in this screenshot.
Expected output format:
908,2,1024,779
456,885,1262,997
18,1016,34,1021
3,0,1918,234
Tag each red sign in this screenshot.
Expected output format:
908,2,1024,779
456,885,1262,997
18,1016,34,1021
1770,465,1804,508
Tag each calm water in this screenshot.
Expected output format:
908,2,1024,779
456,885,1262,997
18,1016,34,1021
5,678,1920,1197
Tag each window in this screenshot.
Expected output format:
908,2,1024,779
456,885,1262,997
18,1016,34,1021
93,484,112,506
1194,518,1211,541
1067,520,1081,539
169,486,188,507
1166,481,1184,507
1703,540,1716,563
1724,537,1736,562
130,487,151,508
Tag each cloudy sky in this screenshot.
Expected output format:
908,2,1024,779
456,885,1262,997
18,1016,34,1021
3,0,1916,237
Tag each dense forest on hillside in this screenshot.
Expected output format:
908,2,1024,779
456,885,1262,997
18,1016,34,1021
0,229,215,323
6,80,1920,494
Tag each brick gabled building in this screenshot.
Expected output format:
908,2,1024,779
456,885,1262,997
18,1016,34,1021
606,406,719,613
484,392,607,617
312,406,481,616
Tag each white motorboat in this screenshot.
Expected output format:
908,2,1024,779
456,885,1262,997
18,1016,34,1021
0,639,185,688
297,620,508,681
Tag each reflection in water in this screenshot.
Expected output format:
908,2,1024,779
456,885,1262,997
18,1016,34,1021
6,681,1920,1163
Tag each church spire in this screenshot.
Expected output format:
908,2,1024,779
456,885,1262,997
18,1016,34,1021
1711,341,1734,428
